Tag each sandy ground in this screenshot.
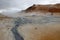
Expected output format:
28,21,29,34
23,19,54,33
0,14,60,40
18,23,60,40
0,18,15,40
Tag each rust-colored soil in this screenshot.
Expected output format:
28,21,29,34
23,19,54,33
25,3,60,15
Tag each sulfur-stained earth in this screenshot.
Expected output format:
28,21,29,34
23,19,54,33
0,14,60,40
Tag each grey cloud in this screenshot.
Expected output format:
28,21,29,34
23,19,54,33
0,0,60,10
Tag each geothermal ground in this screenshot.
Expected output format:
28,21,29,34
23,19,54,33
0,12,60,40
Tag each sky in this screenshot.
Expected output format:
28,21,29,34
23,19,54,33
0,0,60,10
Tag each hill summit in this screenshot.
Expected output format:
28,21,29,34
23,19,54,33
24,3,60,15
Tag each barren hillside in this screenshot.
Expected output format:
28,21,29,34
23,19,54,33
24,3,60,15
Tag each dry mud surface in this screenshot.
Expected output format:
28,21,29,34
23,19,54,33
0,15,60,40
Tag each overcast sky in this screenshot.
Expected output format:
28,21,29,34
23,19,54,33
0,0,60,10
